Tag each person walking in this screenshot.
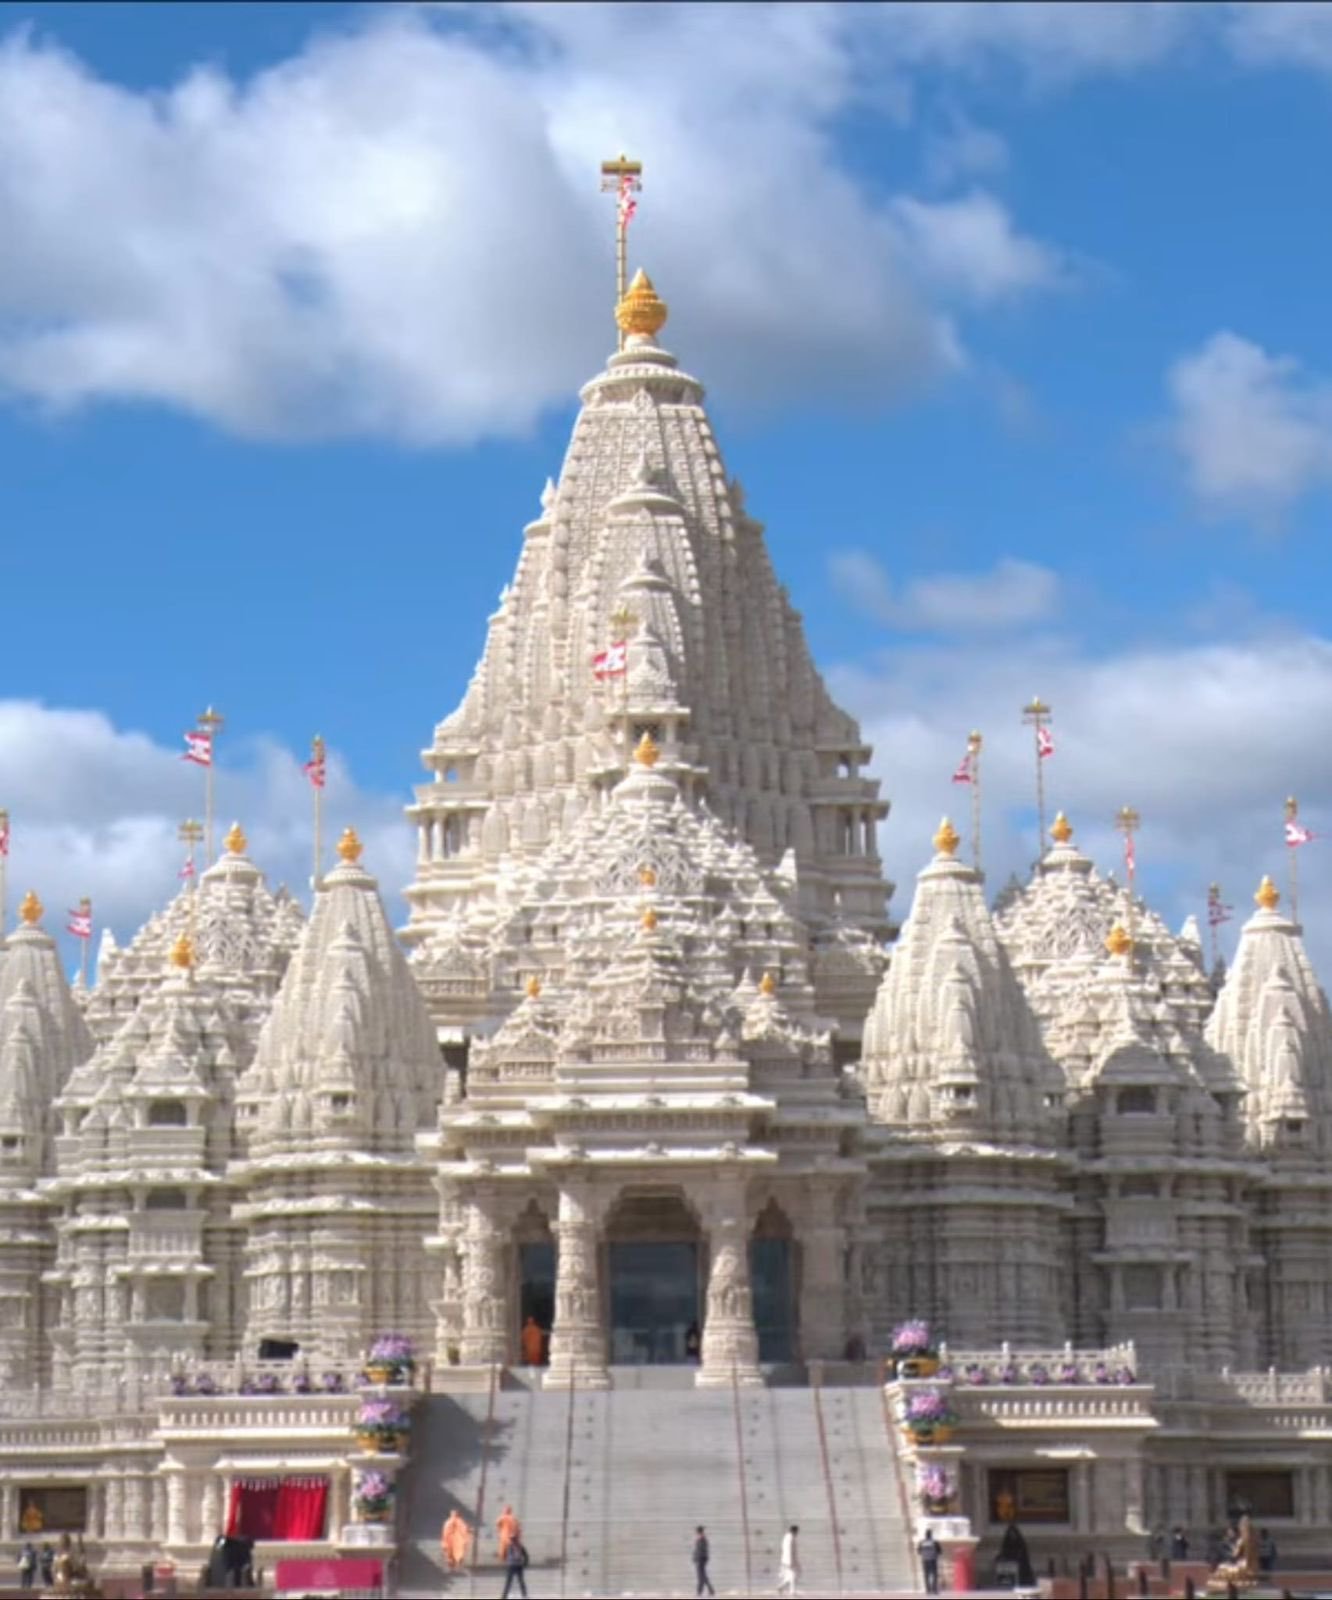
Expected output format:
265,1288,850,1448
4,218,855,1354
1259,1527,1277,1574
918,1527,941,1596
441,1509,472,1570
1171,1526,1190,1562
500,1534,530,1598
497,1504,521,1561
777,1524,800,1596
693,1525,715,1597
17,1542,36,1591
521,1317,545,1367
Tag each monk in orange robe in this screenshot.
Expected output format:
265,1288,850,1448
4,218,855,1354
521,1317,545,1366
497,1505,521,1560
440,1509,471,1570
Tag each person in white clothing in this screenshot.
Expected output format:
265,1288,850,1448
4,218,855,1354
777,1524,800,1595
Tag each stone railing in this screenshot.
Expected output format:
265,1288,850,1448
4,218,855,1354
928,1342,1140,1388
159,1395,360,1433
1151,1366,1332,1405
161,1357,366,1399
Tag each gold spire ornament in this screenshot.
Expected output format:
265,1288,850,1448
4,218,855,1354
1255,874,1280,912
170,933,195,969
638,864,658,887
615,270,668,340
224,822,247,856
526,975,542,1000
634,731,660,768
933,817,960,858
1105,922,1133,958
1050,811,1073,845
18,890,41,927
336,827,363,865
641,906,659,932
759,971,778,998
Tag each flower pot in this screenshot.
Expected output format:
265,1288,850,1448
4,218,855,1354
899,1356,940,1379
925,1497,955,1516
365,1363,395,1386
907,1423,954,1446
358,1507,393,1524
354,1431,383,1453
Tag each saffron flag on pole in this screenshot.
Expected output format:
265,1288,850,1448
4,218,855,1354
951,747,974,784
618,174,638,229
182,730,213,767
304,749,327,790
1207,886,1234,927
1036,725,1054,759
67,906,92,940
593,641,628,679
1286,819,1316,846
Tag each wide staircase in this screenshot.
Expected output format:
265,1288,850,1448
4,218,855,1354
397,1367,917,1598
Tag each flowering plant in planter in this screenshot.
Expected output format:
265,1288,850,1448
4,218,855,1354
194,1373,219,1396
918,1464,956,1511
352,1469,395,1521
1093,1362,1111,1385
1058,1361,1080,1384
170,1374,191,1397
321,1371,347,1394
241,1371,285,1396
292,1371,314,1395
891,1319,940,1377
1029,1363,1051,1386
998,1361,1021,1385
356,1398,411,1450
963,1363,989,1386
904,1388,956,1439
365,1333,415,1385
1114,1365,1136,1385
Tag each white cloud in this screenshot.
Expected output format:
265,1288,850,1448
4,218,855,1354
0,702,413,971
1166,331,1332,518
830,621,1332,976
1225,1,1332,73
0,4,1113,444
830,552,1061,630
923,108,1010,187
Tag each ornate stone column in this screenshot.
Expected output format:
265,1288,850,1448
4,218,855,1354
459,1190,510,1367
164,1469,187,1547
799,1185,847,1361
547,1182,608,1389
699,1178,761,1388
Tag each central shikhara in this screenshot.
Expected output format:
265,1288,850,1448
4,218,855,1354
1,265,1330,1579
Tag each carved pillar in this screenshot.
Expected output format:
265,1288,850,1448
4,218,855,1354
799,1185,847,1361
459,1191,509,1366
547,1182,608,1389
699,1177,761,1388
164,1470,187,1547
200,1475,221,1542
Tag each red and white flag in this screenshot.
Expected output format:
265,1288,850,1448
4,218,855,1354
951,748,974,785
593,640,628,680
178,857,196,881
1286,820,1315,847
182,729,213,767
618,174,638,229
0,815,9,858
304,750,327,790
1036,725,1054,759
67,906,92,940
1207,887,1234,928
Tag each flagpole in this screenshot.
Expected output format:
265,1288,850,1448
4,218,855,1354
1021,696,1052,858
0,808,8,941
178,819,202,942
77,898,91,989
1208,883,1221,972
1286,795,1301,923
197,706,225,863
967,731,983,876
311,734,326,890
600,153,642,348
1115,805,1141,963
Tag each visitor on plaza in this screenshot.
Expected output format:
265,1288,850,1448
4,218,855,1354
1259,1528,1278,1574
500,1534,530,1598
1170,1525,1190,1560
692,1524,715,1596
497,1504,522,1560
441,1509,472,1570
38,1545,53,1586
777,1524,800,1596
918,1527,941,1595
17,1541,36,1590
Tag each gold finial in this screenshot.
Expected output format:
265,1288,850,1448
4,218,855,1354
1256,874,1280,911
1050,811,1073,845
634,731,660,768
336,827,363,864
615,269,668,338
933,817,960,858
169,933,195,969
1105,922,1133,958
18,891,42,927
223,821,246,856
759,970,777,998
641,906,659,932
639,864,657,887
525,975,542,1000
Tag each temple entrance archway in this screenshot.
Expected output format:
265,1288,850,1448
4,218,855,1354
514,1200,555,1364
605,1190,702,1365
751,1199,797,1364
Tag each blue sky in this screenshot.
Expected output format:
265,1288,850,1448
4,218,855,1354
1,1,1331,972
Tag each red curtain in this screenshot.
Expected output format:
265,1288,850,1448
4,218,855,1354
226,1477,328,1541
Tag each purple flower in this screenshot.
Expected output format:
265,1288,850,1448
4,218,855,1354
355,1471,393,1501
1030,1364,1050,1386
1058,1362,1080,1384
964,1363,989,1386
905,1388,952,1424
1093,1362,1111,1385
891,1319,933,1356
358,1398,410,1430
292,1373,314,1395
919,1465,954,1501
195,1374,218,1396
999,1363,1020,1385
369,1334,415,1364
321,1371,347,1394
170,1375,190,1397
1115,1366,1136,1385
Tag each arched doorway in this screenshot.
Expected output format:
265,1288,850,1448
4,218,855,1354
514,1199,555,1364
605,1190,702,1365
751,1199,796,1363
